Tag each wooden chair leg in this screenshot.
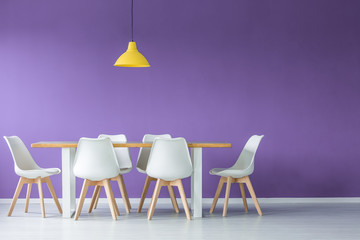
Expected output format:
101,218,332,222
103,179,117,220
138,176,151,213
119,175,131,210
210,177,226,213
223,176,232,217
146,178,158,216
8,177,26,216
176,179,191,220
116,175,131,213
93,186,101,209
167,186,179,213
147,192,154,216
88,186,101,213
244,176,263,216
124,187,131,210
109,181,120,216
45,177,62,214
25,183,32,213
36,177,45,218
239,183,248,212
74,179,90,220
148,179,162,220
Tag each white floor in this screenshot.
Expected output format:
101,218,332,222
0,198,359,240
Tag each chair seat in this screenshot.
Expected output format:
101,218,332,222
16,168,61,179
119,167,132,174
136,167,146,174
209,167,252,178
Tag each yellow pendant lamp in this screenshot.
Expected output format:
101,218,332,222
114,0,150,67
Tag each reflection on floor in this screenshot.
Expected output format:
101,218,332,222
0,198,359,240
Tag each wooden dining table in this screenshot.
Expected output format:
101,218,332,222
31,141,232,218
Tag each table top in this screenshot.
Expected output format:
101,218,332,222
31,141,232,148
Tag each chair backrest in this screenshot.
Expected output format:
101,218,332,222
146,138,192,181
73,137,120,181
98,134,132,169
136,134,171,172
3,136,41,174
230,135,264,174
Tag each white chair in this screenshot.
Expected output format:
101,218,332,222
209,135,264,216
73,137,120,220
136,134,180,213
89,134,132,214
146,137,192,220
3,136,62,218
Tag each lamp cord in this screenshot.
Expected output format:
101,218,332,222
131,0,134,42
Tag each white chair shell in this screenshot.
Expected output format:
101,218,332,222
73,137,120,181
98,134,132,174
209,135,264,178
146,138,192,181
4,136,61,179
136,134,171,173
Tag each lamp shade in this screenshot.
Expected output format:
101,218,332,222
114,42,150,67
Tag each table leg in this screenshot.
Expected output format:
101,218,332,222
61,148,76,218
191,147,202,218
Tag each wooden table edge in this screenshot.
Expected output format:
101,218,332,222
31,142,232,148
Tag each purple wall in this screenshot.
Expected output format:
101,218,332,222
1,0,359,199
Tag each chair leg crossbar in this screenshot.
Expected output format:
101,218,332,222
75,179,120,220
147,178,191,220
137,176,180,213
88,174,131,214
8,176,62,218
210,176,262,216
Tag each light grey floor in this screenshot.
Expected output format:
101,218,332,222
0,199,359,240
